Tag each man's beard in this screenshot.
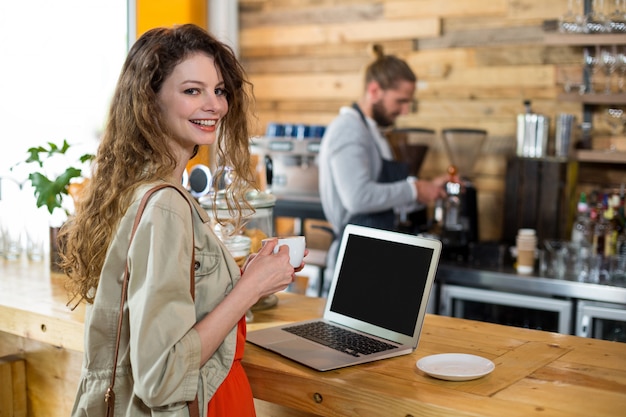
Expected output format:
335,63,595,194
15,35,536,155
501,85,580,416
371,100,395,128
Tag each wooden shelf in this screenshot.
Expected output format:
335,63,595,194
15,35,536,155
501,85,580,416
544,32,626,46
558,92,626,104
575,149,626,163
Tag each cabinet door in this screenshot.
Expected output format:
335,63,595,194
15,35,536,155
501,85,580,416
503,157,577,244
576,300,626,341
440,284,573,334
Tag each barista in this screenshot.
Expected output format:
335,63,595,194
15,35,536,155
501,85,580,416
318,44,452,281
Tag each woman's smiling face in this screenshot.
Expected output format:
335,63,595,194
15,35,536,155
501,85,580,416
158,52,228,158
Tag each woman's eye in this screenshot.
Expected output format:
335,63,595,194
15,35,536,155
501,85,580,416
184,88,200,95
215,87,227,97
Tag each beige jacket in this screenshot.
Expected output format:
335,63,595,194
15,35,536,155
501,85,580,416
71,182,241,416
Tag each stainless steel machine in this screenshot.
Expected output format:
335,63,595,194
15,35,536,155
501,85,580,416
434,128,486,260
250,126,435,236
250,135,322,200
250,127,326,237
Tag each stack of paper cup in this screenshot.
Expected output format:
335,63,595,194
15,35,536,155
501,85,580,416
516,229,537,274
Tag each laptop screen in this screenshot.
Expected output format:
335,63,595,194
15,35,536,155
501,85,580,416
328,232,435,336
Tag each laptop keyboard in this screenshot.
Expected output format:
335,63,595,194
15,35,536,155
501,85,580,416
283,321,398,357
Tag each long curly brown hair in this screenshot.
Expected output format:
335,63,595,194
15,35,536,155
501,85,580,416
59,24,255,305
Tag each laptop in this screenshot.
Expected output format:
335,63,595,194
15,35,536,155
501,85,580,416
246,224,442,371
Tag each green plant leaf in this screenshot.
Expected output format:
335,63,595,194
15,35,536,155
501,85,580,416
25,146,47,167
25,139,72,167
79,153,95,164
19,139,94,215
29,166,82,214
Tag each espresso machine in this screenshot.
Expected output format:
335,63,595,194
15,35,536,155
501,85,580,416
434,128,486,261
249,123,325,200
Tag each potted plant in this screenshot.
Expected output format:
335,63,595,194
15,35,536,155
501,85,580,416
11,139,94,270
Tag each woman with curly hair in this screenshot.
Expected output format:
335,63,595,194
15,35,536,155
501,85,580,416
60,24,300,417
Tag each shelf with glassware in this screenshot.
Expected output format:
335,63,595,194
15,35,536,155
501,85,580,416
559,93,626,163
551,0,626,36
558,94,626,158
544,0,626,108
542,27,626,164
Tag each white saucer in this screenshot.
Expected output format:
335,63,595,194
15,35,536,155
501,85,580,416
416,353,495,381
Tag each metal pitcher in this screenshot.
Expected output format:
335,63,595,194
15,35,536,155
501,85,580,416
516,100,549,158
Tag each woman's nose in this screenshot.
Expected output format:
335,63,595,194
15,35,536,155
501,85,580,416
202,93,221,112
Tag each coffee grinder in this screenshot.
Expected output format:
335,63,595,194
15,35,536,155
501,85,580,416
434,128,486,261
386,128,434,234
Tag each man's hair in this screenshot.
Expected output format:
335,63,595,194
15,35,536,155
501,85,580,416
364,44,416,90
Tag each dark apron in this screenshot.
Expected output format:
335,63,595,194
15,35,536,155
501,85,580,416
348,158,409,230
347,103,410,231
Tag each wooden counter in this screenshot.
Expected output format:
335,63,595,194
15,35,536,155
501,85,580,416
244,295,626,417
2,258,626,417
0,259,84,415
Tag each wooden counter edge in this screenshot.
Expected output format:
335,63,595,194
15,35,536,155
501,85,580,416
0,304,84,352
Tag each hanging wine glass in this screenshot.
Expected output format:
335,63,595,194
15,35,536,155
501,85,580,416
583,46,600,94
607,0,626,32
616,47,626,92
604,108,626,140
600,46,617,94
561,0,588,32
587,0,611,33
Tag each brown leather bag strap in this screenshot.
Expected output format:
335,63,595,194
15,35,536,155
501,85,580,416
106,184,199,417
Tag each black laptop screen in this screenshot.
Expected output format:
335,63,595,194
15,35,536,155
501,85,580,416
329,233,434,336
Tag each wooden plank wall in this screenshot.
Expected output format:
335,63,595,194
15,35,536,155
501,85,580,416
237,0,594,242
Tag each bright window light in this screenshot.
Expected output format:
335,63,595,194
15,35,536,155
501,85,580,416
0,0,128,183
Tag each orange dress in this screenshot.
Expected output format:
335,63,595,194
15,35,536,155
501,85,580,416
206,316,256,417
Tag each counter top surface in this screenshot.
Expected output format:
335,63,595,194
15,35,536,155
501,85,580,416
0,258,85,351
438,261,626,304
2,259,626,417
243,293,626,417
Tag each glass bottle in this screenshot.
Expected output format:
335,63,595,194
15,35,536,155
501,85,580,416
608,193,624,255
571,192,593,245
617,227,626,256
617,189,626,255
592,202,610,257
603,205,617,256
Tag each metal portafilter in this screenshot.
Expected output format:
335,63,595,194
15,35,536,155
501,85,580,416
443,165,463,231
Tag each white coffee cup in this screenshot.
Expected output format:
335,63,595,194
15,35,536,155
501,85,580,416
516,228,537,274
272,236,306,268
